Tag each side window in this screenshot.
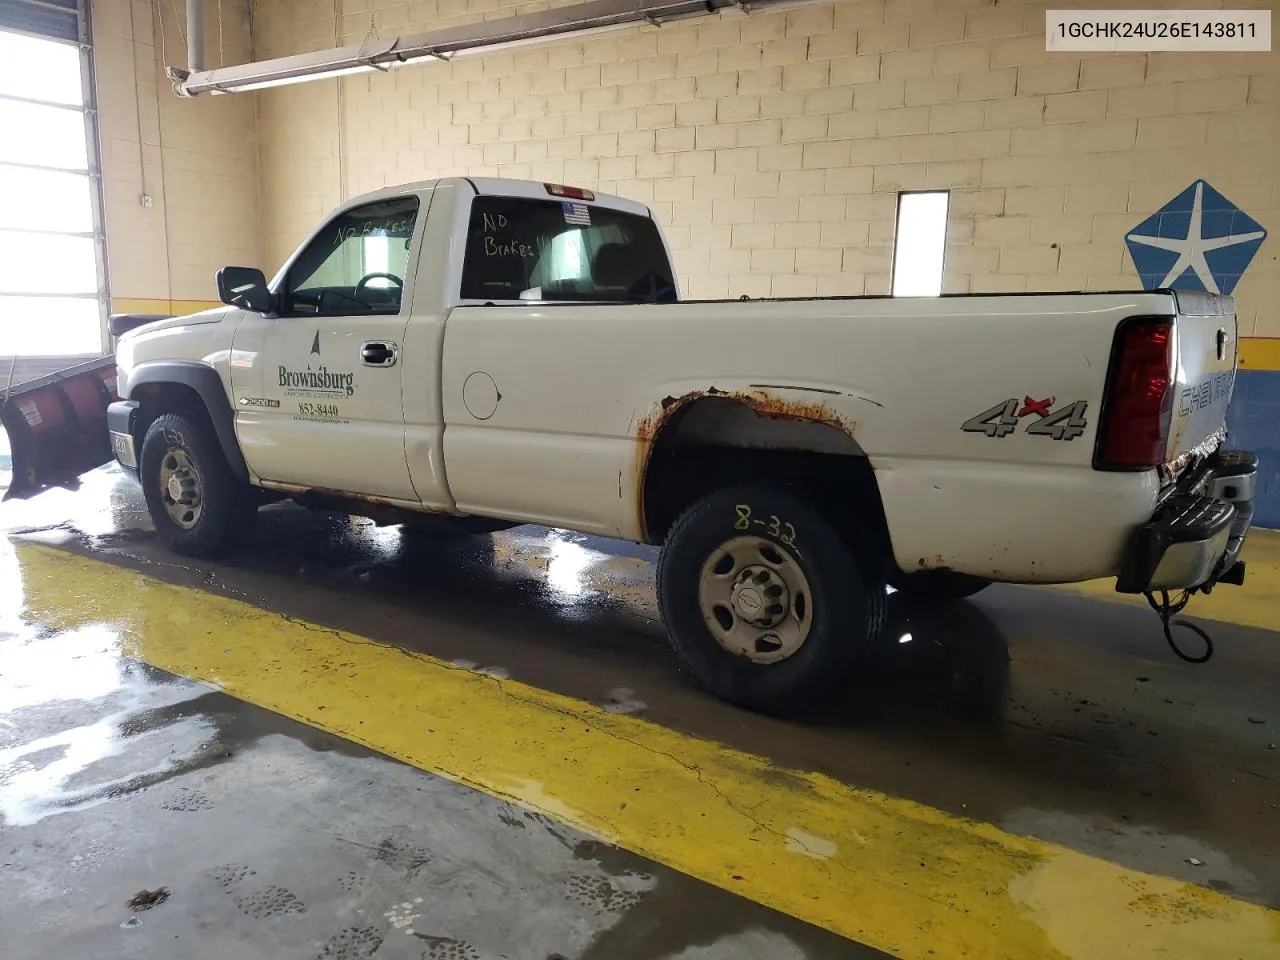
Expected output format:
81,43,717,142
282,196,419,317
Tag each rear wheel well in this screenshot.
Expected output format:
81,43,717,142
641,397,894,576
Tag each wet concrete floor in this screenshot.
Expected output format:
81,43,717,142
2,465,1278,957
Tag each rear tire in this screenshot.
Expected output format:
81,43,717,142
139,412,255,557
890,570,991,602
657,484,886,715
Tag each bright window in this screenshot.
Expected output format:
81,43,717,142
891,191,949,297
0,30,84,106
0,27,103,357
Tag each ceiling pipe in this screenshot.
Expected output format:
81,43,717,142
168,0,818,96
186,0,204,73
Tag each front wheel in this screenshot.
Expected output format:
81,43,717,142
139,412,255,557
657,485,886,715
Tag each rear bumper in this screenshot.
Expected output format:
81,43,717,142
1116,449,1255,594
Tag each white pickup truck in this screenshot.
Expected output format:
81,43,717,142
3,177,1256,712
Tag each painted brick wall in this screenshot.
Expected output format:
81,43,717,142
249,0,1278,338
90,0,260,307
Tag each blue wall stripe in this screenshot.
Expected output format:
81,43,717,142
1226,369,1280,529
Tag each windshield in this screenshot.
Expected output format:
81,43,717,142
460,196,676,303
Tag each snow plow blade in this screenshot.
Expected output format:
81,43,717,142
0,355,119,501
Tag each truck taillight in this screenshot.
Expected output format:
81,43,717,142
544,183,595,202
1095,318,1175,470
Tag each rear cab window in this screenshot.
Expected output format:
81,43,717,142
460,196,676,303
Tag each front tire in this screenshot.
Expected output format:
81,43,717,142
139,412,255,557
657,484,886,715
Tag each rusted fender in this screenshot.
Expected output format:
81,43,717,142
0,356,119,500
632,385,867,537
636,385,861,444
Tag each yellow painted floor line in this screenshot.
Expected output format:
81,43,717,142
15,542,1280,960
1049,528,1280,632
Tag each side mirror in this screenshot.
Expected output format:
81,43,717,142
216,266,271,313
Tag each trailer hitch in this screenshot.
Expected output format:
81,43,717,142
1145,590,1214,663
1143,560,1245,664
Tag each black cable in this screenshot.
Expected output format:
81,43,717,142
1146,589,1214,664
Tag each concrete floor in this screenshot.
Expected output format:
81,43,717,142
2,464,1279,959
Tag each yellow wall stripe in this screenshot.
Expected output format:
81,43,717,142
14,542,1279,960
109,298,222,316
1239,338,1280,373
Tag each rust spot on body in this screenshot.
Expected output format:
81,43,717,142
265,481,406,510
633,388,859,540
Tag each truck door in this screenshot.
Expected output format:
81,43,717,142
230,195,421,501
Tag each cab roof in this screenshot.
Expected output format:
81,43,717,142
344,176,652,219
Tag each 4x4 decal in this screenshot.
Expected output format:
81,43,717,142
963,397,1088,440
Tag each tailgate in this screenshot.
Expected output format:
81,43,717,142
0,355,118,500
1168,290,1237,462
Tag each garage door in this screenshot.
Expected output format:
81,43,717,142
0,0,107,390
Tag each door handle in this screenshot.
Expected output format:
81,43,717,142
361,340,398,367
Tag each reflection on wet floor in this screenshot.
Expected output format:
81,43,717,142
0,557,880,959
2,466,1280,958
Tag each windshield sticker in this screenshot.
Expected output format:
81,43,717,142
963,397,1088,440
562,201,591,226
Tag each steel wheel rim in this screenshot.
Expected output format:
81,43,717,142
697,535,813,663
158,448,203,529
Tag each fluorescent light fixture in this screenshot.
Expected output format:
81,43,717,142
891,190,949,298
395,20,639,65
179,0,745,96
210,65,378,94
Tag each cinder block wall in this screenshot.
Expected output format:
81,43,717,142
249,0,1280,521
251,0,1277,335
91,0,260,313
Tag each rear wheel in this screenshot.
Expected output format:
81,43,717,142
657,484,886,715
139,412,255,557
890,570,991,602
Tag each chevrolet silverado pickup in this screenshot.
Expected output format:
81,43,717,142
1,177,1256,712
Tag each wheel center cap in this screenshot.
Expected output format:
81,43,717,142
167,475,184,501
730,565,789,627
735,586,763,616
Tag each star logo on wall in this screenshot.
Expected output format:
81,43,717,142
1125,180,1267,295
